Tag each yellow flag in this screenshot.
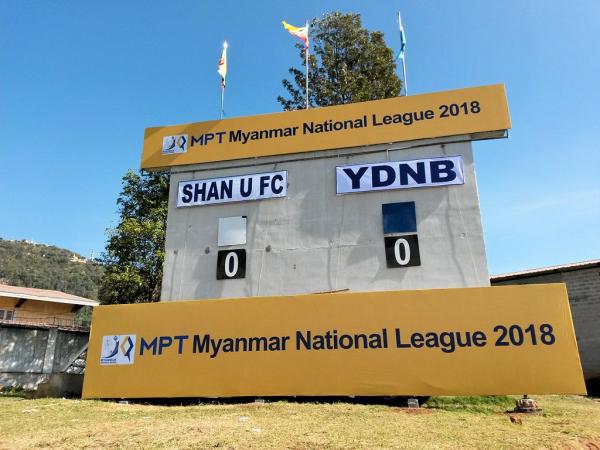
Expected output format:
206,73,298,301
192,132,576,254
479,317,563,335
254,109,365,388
282,20,309,47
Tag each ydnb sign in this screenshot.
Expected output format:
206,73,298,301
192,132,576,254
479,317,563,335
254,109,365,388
177,171,287,207
100,334,136,365
336,156,464,195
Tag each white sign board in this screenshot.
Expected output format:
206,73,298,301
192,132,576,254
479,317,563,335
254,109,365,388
336,156,464,195
162,134,188,154
100,334,136,365
178,171,287,207
218,216,247,247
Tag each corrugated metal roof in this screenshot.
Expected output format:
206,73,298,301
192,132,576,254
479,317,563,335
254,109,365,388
491,259,600,281
0,283,99,307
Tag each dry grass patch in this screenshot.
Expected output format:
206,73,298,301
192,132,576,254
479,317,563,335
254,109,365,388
0,395,599,449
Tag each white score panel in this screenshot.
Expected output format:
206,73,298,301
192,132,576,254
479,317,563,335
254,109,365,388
218,216,247,246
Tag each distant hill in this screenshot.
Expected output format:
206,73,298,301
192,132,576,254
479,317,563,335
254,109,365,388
0,239,104,300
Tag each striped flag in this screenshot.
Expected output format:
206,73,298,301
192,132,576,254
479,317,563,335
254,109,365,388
397,12,406,60
217,41,228,88
282,20,309,47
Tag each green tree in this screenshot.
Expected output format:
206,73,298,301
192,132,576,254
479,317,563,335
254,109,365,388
278,12,402,110
98,170,169,304
0,239,104,300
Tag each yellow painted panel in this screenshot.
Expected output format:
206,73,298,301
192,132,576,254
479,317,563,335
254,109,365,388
0,298,75,326
15,308,73,322
0,296,17,307
83,285,584,398
19,301,72,314
141,84,511,169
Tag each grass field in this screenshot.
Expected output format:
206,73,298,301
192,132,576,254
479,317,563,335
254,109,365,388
0,395,599,449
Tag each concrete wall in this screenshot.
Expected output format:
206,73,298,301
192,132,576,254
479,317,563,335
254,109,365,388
492,266,600,381
0,326,48,374
0,324,88,390
161,136,489,301
35,373,84,398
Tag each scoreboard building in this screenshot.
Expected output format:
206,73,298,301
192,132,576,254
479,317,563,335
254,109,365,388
82,85,587,399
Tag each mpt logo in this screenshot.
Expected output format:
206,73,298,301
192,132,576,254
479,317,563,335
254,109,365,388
162,134,188,154
100,334,136,365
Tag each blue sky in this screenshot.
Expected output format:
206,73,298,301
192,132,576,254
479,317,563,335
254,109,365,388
0,0,598,274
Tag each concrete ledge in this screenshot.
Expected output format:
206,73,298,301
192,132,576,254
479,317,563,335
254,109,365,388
0,372,50,390
34,373,84,398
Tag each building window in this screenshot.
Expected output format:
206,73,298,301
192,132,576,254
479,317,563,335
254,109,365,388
0,309,15,321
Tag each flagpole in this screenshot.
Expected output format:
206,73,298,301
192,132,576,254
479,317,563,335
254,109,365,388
305,21,309,109
220,84,225,119
402,56,408,96
398,12,408,96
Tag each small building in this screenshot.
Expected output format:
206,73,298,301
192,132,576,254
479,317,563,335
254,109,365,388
491,260,600,388
0,284,98,329
0,284,99,394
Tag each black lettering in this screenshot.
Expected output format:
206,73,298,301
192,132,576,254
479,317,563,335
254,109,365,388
206,182,219,201
174,335,188,354
220,180,233,199
395,328,411,348
430,160,456,183
158,336,172,355
456,332,472,347
372,165,395,187
271,174,284,194
439,332,456,353
372,114,383,126
296,331,311,350
181,184,193,203
259,176,270,195
399,162,426,185
302,122,314,134
210,338,222,358
140,337,157,355
473,331,487,347
494,325,510,346
193,183,206,203
411,332,425,348
248,337,268,351
240,178,252,197
342,167,368,189
229,130,242,142
193,334,210,353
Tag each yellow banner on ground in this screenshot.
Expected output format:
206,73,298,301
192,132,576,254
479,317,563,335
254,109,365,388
82,285,585,399
141,84,511,169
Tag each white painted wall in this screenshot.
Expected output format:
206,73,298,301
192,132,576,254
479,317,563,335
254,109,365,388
161,136,490,301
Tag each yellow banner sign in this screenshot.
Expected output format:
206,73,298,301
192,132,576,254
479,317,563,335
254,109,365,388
141,84,511,169
83,285,585,398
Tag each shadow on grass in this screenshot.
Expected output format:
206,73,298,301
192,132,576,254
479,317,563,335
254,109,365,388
98,396,432,408
586,378,600,398
426,396,515,413
88,395,518,414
